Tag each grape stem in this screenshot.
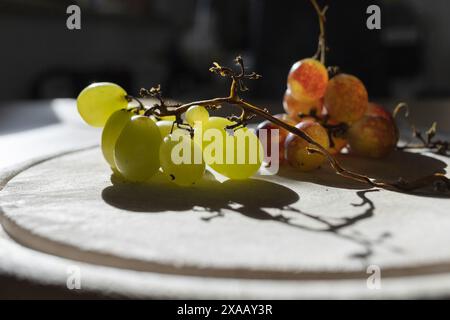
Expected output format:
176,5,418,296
298,112,349,148
137,57,449,193
125,95,147,113
310,0,328,65
394,103,449,157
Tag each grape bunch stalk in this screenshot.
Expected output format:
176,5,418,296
76,0,449,193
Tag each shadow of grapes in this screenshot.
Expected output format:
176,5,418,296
102,171,299,214
102,172,395,263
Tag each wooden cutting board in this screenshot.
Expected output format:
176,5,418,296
1,147,450,298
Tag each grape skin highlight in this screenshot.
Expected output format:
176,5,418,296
328,136,348,155
101,109,133,171
185,105,209,127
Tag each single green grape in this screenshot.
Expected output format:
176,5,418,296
77,82,128,127
200,116,232,150
156,120,174,138
101,109,133,170
114,116,162,182
159,132,205,186
201,117,263,180
185,105,209,127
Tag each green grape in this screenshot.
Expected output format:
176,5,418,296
185,105,209,127
159,132,205,186
101,109,133,170
114,116,162,182
201,117,263,180
199,116,233,147
77,82,128,127
156,120,175,138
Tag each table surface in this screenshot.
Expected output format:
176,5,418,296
0,99,450,299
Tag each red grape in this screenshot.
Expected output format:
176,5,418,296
347,114,397,159
256,113,295,163
283,89,323,121
324,74,368,124
285,120,330,171
328,136,348,155
287,58,329,102
366,102,399,141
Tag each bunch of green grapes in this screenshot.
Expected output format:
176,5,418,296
77,86,263,185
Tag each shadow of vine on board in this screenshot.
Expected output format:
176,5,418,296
102,170,399,264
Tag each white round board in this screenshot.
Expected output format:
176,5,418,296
1,147,450,297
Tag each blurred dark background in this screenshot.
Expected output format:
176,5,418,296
0,0,449,106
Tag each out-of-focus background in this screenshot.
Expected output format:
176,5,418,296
0,0,449,104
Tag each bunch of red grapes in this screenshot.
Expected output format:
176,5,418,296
257,58,399,171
